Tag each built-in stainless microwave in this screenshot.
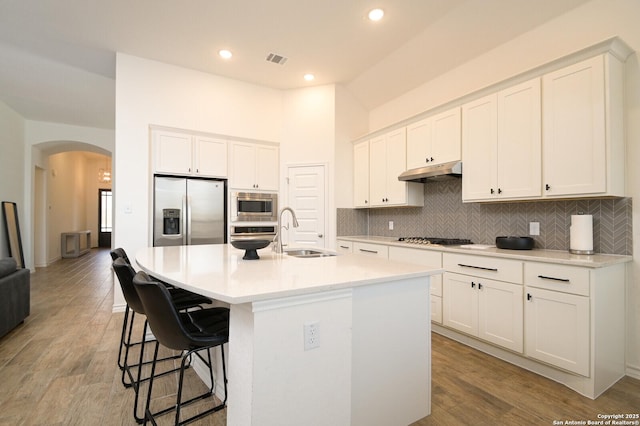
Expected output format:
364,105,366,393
230,192,278,222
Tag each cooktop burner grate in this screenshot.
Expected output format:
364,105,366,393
398,237,473,245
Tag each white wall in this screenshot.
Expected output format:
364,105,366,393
0,100,25,259
335,84,369,209
114,53,284,308
367,0,640,378
21,120,115,269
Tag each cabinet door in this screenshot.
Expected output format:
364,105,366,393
478,279,523,353
154,130,193,174
194,136,227,177
255,145,279,190
353,141,370,208
369,135,387,207
406,118,431,170
524,287,590,376
497,78,541,199
462,94,497,201
384,128,409,205
542,55,606,197
431,107,461,165
229,142,257,189
443,273,478,336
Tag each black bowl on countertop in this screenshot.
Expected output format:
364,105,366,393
231,239,271,260
495,236,534,250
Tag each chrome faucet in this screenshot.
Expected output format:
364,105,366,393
273,207,299,253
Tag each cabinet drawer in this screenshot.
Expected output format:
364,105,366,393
443,253,522,283
336,240,353,253
353,242,389,258
524,262,589,296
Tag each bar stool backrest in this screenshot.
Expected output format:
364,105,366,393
112,257,145,314
133,271,199,351
110,248,132,264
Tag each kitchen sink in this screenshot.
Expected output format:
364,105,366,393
285,249,337,258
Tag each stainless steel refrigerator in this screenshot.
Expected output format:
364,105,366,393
153,176,226,247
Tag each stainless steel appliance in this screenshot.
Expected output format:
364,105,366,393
153,176,226,247
230,191,277,222
230,224,276,241
398,237,472,245
398,160,462,183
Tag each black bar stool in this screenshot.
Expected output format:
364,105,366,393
133,271,229,425
110,248,210,375
111,257,227,423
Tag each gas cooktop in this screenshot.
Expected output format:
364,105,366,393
398,237,473,245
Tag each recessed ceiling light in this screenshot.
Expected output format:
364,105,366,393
304,73,315,82
368,8,384,21
219,49,233,59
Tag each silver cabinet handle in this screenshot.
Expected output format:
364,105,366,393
359,249,378,254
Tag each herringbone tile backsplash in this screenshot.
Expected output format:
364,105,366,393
337,179,632,255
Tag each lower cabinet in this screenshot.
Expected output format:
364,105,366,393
444,272,523,352
524,286,589,376
389,246,443,324
335,239,353,254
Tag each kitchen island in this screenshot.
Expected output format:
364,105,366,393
136,243,441,426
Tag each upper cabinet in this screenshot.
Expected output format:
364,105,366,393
353,140,370,208
462,78,541,202
228,141,279,191
542,54,625,198
369,128,424,207
406,107,461,170
153,129,227,178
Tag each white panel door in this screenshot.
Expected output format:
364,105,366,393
431,107,461,165
195,136,227,177
497,78,541,199
478,278,524,353
287,165,326,249
462,94,497,201
542,55,606,196
524,286,590,376
443,273,478,336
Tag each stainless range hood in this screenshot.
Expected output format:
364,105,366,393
398,160,462,183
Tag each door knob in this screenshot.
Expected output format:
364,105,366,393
318,233,323,238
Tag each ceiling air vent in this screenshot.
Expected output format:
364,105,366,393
266,53,288,65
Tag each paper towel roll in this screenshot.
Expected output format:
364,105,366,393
570,214,594,254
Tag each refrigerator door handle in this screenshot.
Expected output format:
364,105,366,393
183,195,189,245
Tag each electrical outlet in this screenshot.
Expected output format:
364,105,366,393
304,321,320,351
529,222,540,236
389,221,394,230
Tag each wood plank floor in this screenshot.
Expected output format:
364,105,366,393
0,248,638,425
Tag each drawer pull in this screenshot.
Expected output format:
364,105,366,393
458,263,498,272
339,245,350,249
359,249,378,254
537,275,570,283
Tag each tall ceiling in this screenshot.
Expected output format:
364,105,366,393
0,0,589,130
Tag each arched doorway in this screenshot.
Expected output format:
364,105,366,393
31,141,112,267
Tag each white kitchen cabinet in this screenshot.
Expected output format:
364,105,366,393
406,107,461,170
462,78,541,201
352,242,388,258
443,272,523,353
443,253,524,352
153,129,228,177
353,140,370,208
369,128,423,207
524,286,589,376
542,54,625,198
389,246,443,323
229,141,279,191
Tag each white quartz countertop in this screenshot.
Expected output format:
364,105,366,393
135,244,441,304
338,236,632,268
